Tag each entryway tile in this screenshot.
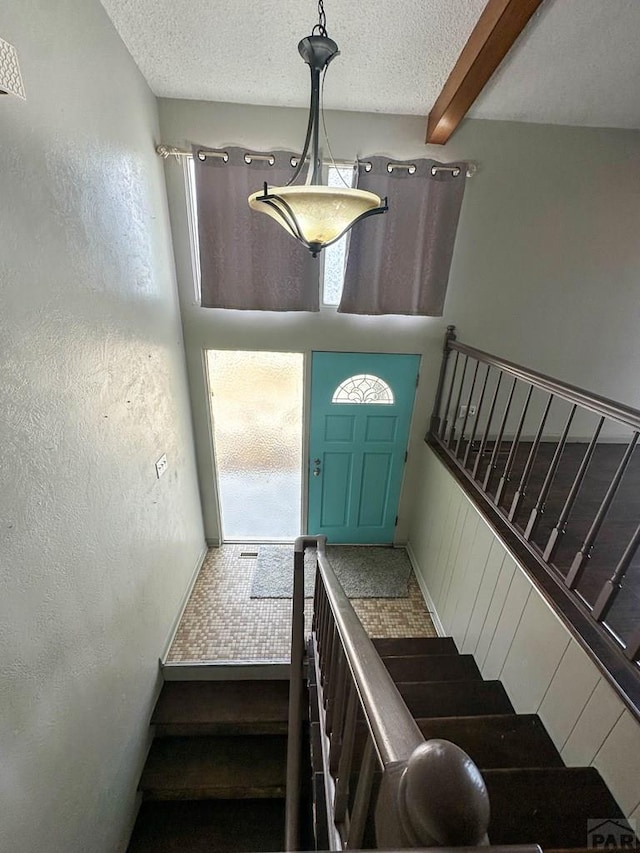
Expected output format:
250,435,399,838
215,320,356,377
167,544,436,664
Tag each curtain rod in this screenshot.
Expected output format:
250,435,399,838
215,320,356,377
155,145,477,177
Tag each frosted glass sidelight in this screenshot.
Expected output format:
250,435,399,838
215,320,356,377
207,351,303,540
332,374,394,405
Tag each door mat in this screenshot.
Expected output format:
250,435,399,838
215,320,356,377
250,544,412,599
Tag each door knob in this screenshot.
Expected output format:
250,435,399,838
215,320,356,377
313,467,321,477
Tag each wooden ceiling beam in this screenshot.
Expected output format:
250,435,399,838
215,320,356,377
426,0,545,145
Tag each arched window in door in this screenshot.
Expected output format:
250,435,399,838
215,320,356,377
331,374,394,405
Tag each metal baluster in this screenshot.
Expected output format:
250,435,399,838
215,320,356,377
463,363,490,469
455,358,480,458
316,581,328,663
319,585,331,665
325,643,344,732
494,384,534,505
312,560,321,635
508,393,553,523
345,738,376,850
315,577,323,639
624,625,640,661
483,376,517,492
334,683,358,823
439,351,460,441
318,603,332,687
543,417,605,563
524,404,577,540
566,432,639,589
322,622,337,696
592,520,640,621
430,325,457,435
329,656,349,773
472,370,503,480
448,354,469,448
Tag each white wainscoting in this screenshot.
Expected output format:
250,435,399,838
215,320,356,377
407,443,640,821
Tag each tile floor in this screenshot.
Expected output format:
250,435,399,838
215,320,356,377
167,543,437,664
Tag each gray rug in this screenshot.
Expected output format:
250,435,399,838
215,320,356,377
250,544,412,599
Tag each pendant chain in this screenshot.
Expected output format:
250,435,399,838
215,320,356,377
312,0,328,37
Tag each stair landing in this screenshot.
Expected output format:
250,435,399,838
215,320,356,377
166,544,436,665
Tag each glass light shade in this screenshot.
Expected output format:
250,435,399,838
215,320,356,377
248,185,383,247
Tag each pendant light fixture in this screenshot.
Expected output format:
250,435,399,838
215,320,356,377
248,1,388,257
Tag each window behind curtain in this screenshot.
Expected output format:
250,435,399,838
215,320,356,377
322,164,353,307
186,157,352,308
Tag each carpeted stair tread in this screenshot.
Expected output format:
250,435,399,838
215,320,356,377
139,735,287,800
397,680,514,718
151,680,289,736
483,767,624,847
414,713,563,768
381,653,481,683
372,636,458,656
126,799,285,853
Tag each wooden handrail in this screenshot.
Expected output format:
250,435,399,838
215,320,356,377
449,339,640,432
314,537,424,766
296,536,490,850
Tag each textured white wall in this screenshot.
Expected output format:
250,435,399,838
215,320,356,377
408,444,640,823
443,120,640,410
158,99,640,543
0,2,205,851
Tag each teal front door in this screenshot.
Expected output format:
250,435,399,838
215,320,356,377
308,352,420,544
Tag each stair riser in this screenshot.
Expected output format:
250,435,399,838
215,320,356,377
139,735,287,803
151,681,289,729
397,681,514,718
382,654,481,683
415,714,563,768
372,637,458,656
153,722,288,737
142,787,286,801
128,800,287,853
341,714,563,770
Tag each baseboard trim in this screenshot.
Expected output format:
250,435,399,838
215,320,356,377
406,541,445,637
159,542,208,664
162,661,290,681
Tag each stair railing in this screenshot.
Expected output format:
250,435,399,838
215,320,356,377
286,535,493,851
429,326,640,718
285,535,309,852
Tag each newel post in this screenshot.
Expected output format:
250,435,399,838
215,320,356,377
429,325,457,437
374,739,490,848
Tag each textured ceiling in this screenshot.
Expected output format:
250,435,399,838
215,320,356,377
100,0,640,129
469,0,640,128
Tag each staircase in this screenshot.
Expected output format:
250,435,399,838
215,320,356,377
368,635,626,850
127,679,306,853
127,639,631,851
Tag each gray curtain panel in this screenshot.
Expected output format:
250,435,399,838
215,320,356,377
338,157,467,316
193,146,319,311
